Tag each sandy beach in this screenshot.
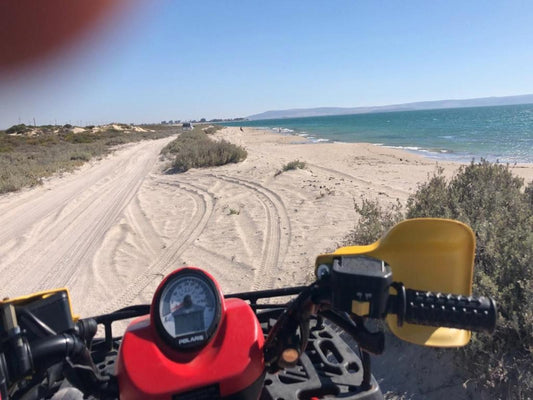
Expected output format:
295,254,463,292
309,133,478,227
1,126,531,398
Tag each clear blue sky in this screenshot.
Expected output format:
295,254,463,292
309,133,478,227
1,0,533,128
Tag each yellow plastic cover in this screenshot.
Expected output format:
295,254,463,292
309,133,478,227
315,218,475,347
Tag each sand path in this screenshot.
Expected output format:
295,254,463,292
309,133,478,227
0,137,174,312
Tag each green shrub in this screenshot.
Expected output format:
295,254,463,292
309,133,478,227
70,153,91,161
405,160,532,397
5,124,32,134
526,181,533,209
202,125,223,135
283,160,306,171
275,160,307,176
0,144,12,153
345,160,532,397
162,128,247,172
63,132,95,144
344,197,403,245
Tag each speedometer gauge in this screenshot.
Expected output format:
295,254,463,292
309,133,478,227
153,268,222,350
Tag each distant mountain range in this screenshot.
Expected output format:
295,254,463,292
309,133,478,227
247,94,533,120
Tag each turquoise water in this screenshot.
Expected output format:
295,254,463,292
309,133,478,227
225,104,533,163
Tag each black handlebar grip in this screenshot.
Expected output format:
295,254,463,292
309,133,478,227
404,289,497,333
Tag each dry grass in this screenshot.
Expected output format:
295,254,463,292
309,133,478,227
275,160,307,176
0,124,179,194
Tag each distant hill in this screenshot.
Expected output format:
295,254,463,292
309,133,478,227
247,94,533,120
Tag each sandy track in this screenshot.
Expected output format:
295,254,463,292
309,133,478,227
0,137,175,312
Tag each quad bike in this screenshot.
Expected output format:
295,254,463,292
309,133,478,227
0,218,497,400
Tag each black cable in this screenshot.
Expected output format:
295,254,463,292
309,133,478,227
263,283,315,372
17,308,57,336
361,350,372,391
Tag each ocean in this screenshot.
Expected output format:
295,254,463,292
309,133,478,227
224,104,533,163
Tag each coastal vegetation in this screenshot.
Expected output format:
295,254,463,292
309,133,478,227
161,126,247,172
345,160,533,398
0,123,179,194
275,160,307,176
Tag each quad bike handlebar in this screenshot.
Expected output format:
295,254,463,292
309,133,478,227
260,273,496,376
0,277,497,400
399,288,496,333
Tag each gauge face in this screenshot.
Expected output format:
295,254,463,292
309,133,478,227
154,269,221,350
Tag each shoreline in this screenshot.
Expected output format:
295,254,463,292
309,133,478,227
228,124,533,166
221,126,533,183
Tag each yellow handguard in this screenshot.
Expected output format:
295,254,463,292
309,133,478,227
316,218,475,347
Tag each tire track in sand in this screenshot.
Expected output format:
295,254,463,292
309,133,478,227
307,163,410,197
3,140,168,297
206,173,291,291
102,178,215,313
33,179,141,292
